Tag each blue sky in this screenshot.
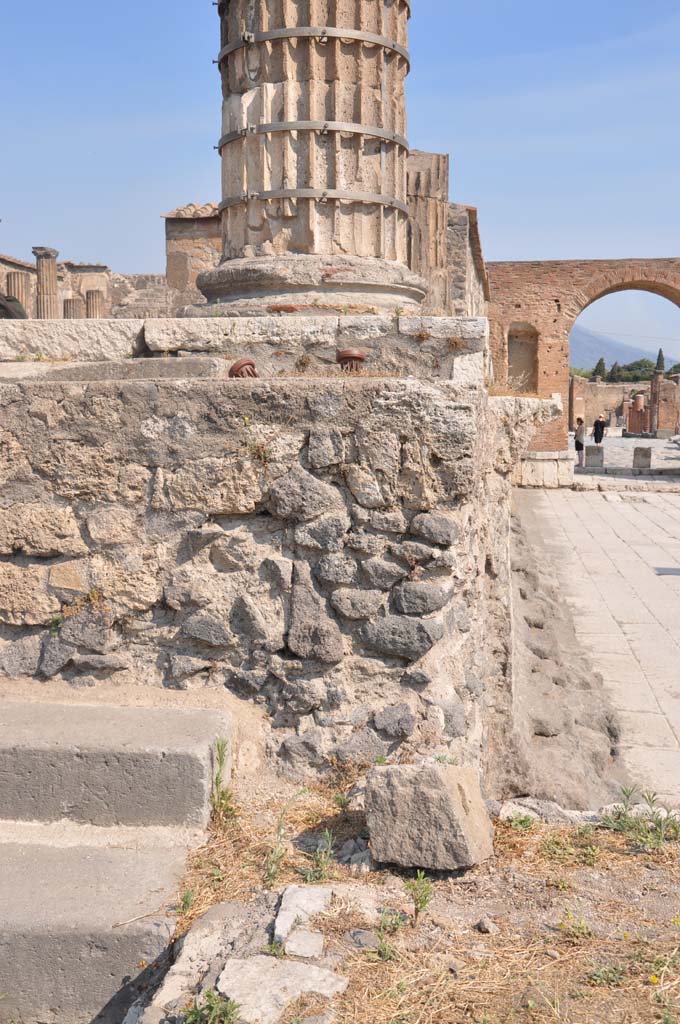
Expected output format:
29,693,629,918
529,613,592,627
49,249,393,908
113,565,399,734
1,0,679,351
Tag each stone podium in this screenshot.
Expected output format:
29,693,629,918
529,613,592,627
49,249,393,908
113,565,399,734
189,0,426,316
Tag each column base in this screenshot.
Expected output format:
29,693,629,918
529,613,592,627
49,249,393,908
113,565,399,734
184,254,427,318
513,451,574,488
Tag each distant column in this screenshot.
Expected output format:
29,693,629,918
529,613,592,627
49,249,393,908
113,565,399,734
63,297,85,319
86,289,104,319
6,272,31,315
32,246,60,319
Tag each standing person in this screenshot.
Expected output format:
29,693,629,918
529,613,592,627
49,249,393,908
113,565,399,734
592,415,607,446
575,417,586,467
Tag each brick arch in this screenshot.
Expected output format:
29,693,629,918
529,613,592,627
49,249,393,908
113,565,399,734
487,256,680,454
564,268,680,326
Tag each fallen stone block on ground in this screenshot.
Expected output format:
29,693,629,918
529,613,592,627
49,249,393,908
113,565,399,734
365,763,495,870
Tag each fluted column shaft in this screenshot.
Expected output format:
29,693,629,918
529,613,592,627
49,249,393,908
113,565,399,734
6,272,31,316
64,297,85,319
192,0,426,316
32,247,60,320
86,290,105,319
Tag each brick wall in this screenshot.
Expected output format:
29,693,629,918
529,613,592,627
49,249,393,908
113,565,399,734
488,258,680,451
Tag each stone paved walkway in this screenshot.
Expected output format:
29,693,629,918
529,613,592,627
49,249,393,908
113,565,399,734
517,488,680,806
570,434,680,469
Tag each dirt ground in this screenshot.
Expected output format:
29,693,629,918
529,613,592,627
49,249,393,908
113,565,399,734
177,774,680,1024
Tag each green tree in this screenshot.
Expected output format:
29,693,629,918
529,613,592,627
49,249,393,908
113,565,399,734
607,361,622,383
656,348,665,372
592,357,607,379
617,358,656,382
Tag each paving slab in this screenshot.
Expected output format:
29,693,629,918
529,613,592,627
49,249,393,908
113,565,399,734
516,488,680,804
0,700,232,826
0,821,189,1024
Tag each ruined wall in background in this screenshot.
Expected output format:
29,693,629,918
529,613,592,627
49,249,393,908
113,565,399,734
0,374,553,792
407,152,451,315
447,205,489,319
163,205,222,313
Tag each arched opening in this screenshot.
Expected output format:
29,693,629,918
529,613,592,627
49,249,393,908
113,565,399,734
507,322,539,394
569,289,680,438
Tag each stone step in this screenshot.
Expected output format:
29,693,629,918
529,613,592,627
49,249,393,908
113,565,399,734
0,700,232,827
0,820,195,1024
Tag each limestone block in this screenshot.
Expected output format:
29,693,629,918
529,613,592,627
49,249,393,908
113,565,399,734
217,956,347,1024
274,886,333,943
162,459,262,514
633,447,652,469
585,446,604,469
0,504,86,558
85,507,139,547
365,764,494,870
143,317,338,356
0,320,144,362
345,466,385,509
451,351,485,386
398,316,488,351
557,459,575,487
0,565,60,625
308,428,345,469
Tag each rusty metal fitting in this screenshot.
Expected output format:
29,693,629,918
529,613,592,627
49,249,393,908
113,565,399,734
337,348,366,373
228,357,259,379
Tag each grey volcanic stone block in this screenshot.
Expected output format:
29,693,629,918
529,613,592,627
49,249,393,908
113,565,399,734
0,701,231,827
267,466,343,522
361,614,443,660
288,564,344,663
365,764,494,870
410,511,460,546
394,581,454,615
0,826,186,1024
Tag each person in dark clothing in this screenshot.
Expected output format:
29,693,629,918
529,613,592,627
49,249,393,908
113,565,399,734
0,294,28,319
591,415,607,445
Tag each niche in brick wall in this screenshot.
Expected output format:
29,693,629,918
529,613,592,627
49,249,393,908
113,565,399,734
508,322,539,394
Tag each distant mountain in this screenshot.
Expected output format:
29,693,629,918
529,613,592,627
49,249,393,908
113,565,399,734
569,324,679,371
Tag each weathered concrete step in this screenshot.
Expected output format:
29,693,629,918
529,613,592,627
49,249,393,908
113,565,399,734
0,700,232,827
0,820,193,1024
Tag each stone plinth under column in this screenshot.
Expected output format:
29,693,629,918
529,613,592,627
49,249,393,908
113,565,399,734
191,254,426,317
32,247,60,320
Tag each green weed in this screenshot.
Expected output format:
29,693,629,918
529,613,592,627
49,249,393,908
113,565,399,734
405,870,433,926
182,989,241,1024
301,829,335,883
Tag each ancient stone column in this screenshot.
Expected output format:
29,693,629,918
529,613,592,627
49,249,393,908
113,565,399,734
63,297,85,319
32,247,60,319
86,289,105,319
6,272,31,316
193,0,425,316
